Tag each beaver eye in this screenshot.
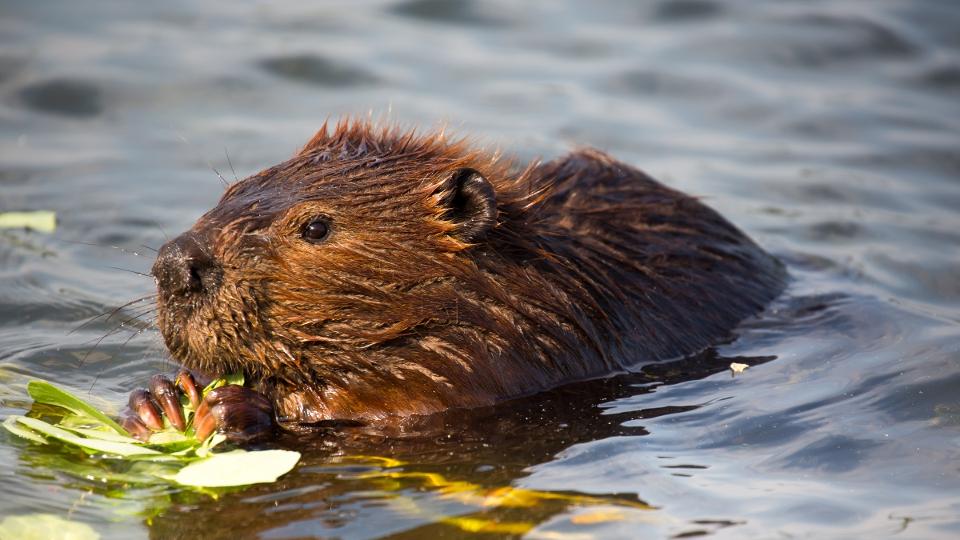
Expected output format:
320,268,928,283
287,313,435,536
301,217,331,244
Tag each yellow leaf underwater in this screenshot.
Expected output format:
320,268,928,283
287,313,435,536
0,513,98,540
570,509,627,524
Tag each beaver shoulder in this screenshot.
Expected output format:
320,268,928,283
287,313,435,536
150,121,786,427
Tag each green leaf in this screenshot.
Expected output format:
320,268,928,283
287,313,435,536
3,415,47,444
58,414,114,430
0,211,57,233
10,379,300,489
13,416,161,457
146,431,192,445
21,449,178,486
194,433,226,458
60,426,141,444
27,381,127,435
173,449,301,487
0,513,99,540
200,372,245,396
145,431,200,454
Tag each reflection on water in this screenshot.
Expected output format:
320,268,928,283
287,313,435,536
2,0,959,538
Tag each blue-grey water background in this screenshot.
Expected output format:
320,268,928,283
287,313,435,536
2,0,959,538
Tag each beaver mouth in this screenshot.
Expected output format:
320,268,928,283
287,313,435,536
152,231,238,373
155,293,263,380
154,297,205,369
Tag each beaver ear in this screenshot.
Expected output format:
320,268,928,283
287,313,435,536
438,168,497,243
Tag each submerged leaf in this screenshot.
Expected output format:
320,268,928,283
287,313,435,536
0,513,99,540
174,449,301,487
31,451,179,486
570,508,627,524
27,381,126,434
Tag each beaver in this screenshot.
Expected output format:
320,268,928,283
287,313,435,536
121,120,786,442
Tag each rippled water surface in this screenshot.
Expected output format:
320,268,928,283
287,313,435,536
2,1,959,538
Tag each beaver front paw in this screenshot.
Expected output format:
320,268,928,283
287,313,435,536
121,370,275,444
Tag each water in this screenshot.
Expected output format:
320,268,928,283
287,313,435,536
2,0,959,538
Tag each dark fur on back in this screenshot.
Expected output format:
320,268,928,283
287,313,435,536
154,120,786,426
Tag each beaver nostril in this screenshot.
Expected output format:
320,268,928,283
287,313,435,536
188,265,204,291
153,232,219,297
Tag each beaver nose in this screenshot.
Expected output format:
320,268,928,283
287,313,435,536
152,233,220,296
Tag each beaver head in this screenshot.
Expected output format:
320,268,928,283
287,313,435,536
153,122,551,423
152,121,785,426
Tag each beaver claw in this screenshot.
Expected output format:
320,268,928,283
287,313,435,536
191,385,275,443
121,369,275,444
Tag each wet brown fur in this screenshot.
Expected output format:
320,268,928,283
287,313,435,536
155,120,786,427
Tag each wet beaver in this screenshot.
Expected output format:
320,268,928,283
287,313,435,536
122,120,786,442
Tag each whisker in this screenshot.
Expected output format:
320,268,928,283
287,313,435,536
69,294,157,335
88,375,102,394
115,306,158,329
107,266,154,279
147,220,170,242
212,166,229,189
225,147,239,183
79,328,121,369
81,313,156,348
60,240,150,258
139,244,159,253
175,132,229,190
79,306,158,365
88,316,160,394
120,320,157,348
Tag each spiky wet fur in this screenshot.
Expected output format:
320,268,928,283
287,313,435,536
155,120,786,426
